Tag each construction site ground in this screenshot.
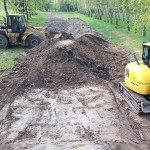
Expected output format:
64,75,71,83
0,14,150,150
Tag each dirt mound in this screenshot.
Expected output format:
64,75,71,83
11,34,128,93
0,16,129,109
47,16,106,40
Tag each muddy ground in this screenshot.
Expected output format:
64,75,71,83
0,14,150,150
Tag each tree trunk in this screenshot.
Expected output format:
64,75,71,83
127,24,130,31
123,13,125,22
134,27,137,34
25,3,29,20
29,8,32,18
109,9,113,24
115,10,119,26
126,13,130,31
142,25,146,36
4,0,8,16
99,9,103,20
105,9,109,23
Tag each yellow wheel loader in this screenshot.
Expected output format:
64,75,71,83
0,14,46,48
119,43,150,114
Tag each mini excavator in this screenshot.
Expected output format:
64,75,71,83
119,43,150,114
0,14,47,48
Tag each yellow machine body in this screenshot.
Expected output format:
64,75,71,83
125,61,150,95
2,26,47,46
22,27,47,43
0,14,47,48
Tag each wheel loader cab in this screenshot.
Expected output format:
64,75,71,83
142,43,150,67
7,14,26,33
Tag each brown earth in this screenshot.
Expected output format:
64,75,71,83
0,15,128,107
0,14,150,150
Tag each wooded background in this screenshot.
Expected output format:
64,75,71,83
1,0,150,36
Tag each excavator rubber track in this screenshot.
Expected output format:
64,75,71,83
119,82,150,115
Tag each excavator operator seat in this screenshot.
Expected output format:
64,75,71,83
7,14,26,33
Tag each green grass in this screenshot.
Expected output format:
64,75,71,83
59,12,150,59
0,12,50,70
27,12,50,27
0,47,22,70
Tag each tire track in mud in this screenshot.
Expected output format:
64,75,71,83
1,84,149,150
0,85,120,150
110,85,150,150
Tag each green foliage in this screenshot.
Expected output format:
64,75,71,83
43,2,52,11
55,0,150,38
39,0,53,11
59,0,78,12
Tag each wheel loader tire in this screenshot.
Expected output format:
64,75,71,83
25,34,42,48
0,34,8,48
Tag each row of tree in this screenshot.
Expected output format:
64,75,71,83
59,0,150,36
1,0,150,36
1,0,54,20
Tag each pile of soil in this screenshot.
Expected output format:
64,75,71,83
17,35,109,90
0,16,129,109
47,15,106,40
20,34,128,88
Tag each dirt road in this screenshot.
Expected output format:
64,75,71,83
0,85,120,149
0,14,150,150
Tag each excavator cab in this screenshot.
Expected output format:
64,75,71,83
7,14,26,33
142,43,150,67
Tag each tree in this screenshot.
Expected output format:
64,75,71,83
3,0,8,16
